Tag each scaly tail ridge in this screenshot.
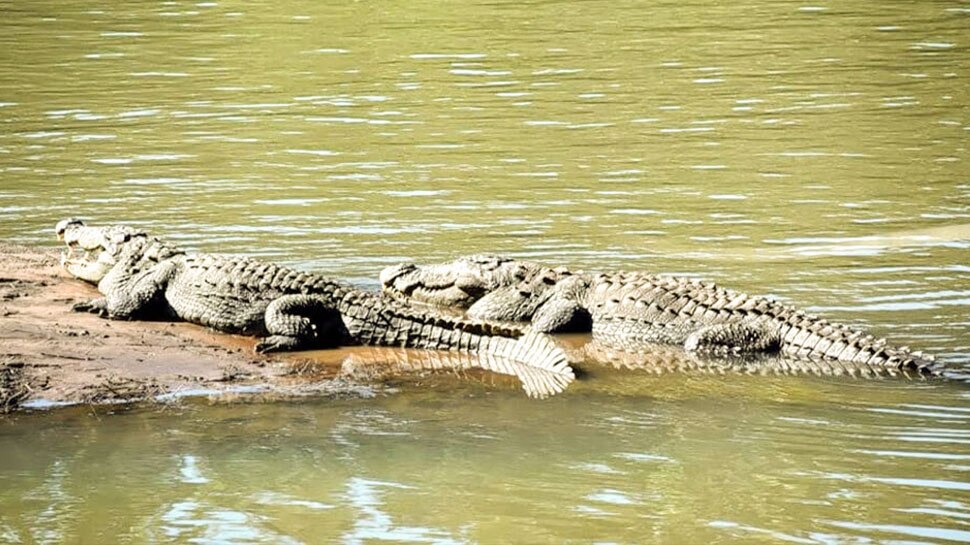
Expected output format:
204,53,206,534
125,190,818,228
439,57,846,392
479,332,575,398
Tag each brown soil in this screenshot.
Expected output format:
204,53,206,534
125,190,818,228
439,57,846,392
0,243,407,412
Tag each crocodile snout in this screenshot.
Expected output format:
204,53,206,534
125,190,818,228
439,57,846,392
379,263,418,291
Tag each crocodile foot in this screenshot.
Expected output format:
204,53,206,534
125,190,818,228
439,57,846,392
255,335,304,353
72,298,109,317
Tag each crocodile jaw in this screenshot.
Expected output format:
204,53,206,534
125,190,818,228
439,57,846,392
59,234,116,283
55,218,122,283
61,251,114,283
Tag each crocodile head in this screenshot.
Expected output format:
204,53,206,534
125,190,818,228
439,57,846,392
55,219,162,283
379,255,542,309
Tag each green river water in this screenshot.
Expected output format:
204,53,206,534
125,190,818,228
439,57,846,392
1,0,969,543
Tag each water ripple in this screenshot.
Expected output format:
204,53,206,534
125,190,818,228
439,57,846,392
823,520,970,543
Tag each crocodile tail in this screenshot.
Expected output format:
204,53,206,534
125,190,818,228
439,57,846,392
417,326,575,398
341,293,575,395
338,344,574,399
778,314,942,376
400,326,574,398
475,332,576,398
632,280,942,376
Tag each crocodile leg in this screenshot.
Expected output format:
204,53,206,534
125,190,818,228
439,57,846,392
257,294,350,353
467,275,593,333
532,297,592,333
73,259,177,319
467,285,547,323
683,320,782,355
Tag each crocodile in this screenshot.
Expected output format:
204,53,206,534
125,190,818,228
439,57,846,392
55,221,573,394
380,255,941,376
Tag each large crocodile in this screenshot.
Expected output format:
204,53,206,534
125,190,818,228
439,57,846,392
56,221,573,396
380,255,941,376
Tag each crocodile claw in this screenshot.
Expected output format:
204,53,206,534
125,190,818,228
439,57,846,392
72,299,108,317
255,335,302,353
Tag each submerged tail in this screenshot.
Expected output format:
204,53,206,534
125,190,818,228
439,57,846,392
477,332,576,398
776,314,942,376
600,276,942,376
339,334,575,398
589,315,942,378
344,293,575,395
585,338,941,379
407,328,574,398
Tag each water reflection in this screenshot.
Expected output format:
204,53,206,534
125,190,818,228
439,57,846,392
342,478,467,545
822,520,970,543
179,454,210,485
22,460,75,545
157,500,302,545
